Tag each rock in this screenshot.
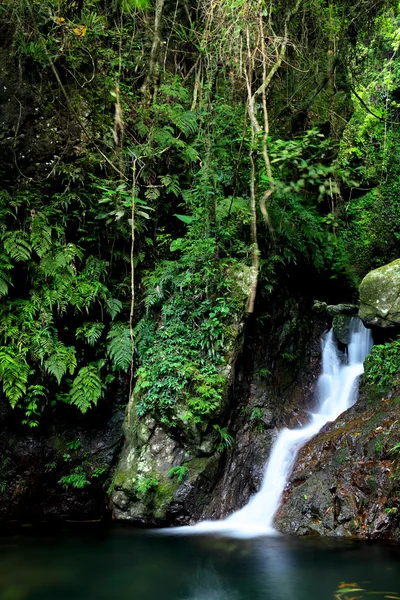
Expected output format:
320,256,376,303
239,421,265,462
111,263,255,523
326,303,358,317
332,314,353,345
274,387,400,540
313,300,327,313
112,293,327,525
359,259,400,328
0,402,124,523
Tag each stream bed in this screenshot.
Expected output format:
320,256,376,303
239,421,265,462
0,524,399,600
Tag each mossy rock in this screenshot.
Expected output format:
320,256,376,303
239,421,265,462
359,259,400,328
332,314,353,345
327,303,358,317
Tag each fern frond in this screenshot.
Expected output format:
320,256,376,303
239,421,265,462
107,323,132,372
105,297,123,320
180,145,200,164
0,255,13,298
39,243,83,277
31,212,52,258
3,231,32,262
70,280,108,312
69,365,103,413
0,347,29,408
44,343,77,384
76,322,105,346
30,325,58,362
174,111,198,136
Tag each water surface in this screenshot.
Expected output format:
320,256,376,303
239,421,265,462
0,525,399,600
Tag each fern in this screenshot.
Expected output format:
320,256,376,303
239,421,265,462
76,322,105,346
69,364,103,413
44,343,77,384
29,324,58,363
0,347,29,408
159,174,181,197
3,231,32,262
30,212,52,258
105,297,123,320
40,243,83,277
0,255,13,297
174,110,198,136
107,323,132,372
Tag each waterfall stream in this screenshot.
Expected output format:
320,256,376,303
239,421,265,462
172,317,373,537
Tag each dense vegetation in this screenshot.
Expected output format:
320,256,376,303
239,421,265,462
0,0,399,438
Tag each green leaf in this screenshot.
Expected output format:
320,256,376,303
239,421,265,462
174,214,195,224
76,322,105,346
31,212,52,258
105,297,123,320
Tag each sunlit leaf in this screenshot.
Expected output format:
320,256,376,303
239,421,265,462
73,25,87,37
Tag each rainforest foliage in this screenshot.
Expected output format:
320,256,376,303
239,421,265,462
0,0,399,429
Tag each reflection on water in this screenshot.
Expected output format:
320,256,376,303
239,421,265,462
180,567,241,600
0,525,399,600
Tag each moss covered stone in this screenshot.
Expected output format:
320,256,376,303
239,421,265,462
332,314,353,345
359,259,400,328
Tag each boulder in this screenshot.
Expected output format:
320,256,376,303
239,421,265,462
359,259,400,328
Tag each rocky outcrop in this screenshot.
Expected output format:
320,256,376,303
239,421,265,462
111,265,256,523
111,292,327,524
359,259,400,328
313,302,358,345
274,384,400,540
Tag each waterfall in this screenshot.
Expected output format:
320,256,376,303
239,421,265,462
171,317,373,537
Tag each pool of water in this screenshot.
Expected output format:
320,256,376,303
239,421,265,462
0,524,399,600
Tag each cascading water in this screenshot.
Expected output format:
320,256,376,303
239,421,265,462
171,317,373,537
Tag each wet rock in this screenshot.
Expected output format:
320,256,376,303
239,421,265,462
332,314,353,345
111,264,256,523
275,387,400,540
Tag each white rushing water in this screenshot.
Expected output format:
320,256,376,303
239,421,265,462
171,317,373,538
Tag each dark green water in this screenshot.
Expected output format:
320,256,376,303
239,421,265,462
0,525,399,600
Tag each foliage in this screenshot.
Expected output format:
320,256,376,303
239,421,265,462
59,467,91,490
364,338,400,391
134,232,238,424
168,465,187,483
214,424,234,452
69,365,104,413
135,476,159,498
334,581,400,600
107,324,132,372
338,11,400,276
0,0,397,440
